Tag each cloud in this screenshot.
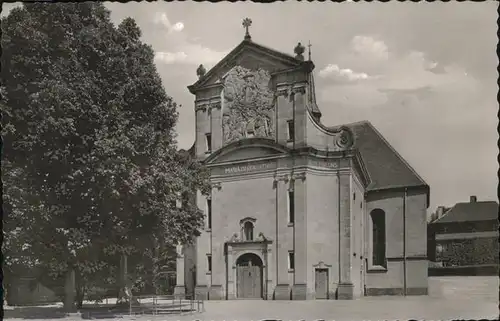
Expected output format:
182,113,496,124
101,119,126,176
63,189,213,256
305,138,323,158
155,44,228,65
351,35,389,60
425,62,447,74
152,11,229,66
319,35,476,108
153,12,184,33
318,64,379,83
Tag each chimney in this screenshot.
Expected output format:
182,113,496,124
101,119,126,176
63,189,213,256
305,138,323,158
470,195,477,203
436,206,444,218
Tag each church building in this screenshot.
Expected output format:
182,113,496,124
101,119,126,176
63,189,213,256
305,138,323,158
175,20,430,300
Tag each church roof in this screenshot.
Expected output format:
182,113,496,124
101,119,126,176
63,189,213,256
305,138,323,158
341,121,428,192
431,200,498,224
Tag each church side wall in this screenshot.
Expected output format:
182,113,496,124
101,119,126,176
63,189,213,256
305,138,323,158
404,189,428,292
365,189,428,295
305,171,340,299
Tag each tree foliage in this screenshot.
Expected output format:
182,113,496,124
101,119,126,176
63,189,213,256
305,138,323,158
2,2,209,307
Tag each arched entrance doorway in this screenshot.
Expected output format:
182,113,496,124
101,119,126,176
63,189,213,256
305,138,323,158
236,253,263,299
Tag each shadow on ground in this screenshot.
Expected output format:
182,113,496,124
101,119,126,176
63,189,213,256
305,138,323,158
4,306,68,319
4,301,197,320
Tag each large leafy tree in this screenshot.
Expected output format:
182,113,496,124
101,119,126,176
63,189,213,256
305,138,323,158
1,3,209,310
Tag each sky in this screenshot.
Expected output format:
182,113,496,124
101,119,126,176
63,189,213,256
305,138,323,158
2,2,498,212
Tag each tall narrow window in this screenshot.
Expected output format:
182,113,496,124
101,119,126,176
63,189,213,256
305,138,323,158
288,252,295,270
205,133,212,153
243,221,254,241
207,198,212,229
370,209,386,267
207,255,212,272
288,191,295,224
287,120,295,141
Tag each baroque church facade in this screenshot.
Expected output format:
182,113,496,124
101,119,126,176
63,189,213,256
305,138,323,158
175,22,430,300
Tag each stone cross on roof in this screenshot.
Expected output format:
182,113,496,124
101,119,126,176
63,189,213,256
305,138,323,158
243,18,252,41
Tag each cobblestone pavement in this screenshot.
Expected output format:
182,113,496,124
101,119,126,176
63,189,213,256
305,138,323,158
6,277,499,321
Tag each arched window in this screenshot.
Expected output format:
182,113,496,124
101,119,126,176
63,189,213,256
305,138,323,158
243,221,254,241
370,209,386,267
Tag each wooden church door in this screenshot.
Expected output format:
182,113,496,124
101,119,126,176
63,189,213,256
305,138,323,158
237,265,262,298
315,268,328,299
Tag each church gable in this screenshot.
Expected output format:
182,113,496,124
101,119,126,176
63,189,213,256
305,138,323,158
189,40,302,92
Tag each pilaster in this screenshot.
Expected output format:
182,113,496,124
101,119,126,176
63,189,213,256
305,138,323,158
292,85,307,148
210,182,224,294
275,86,293,145
226,246,236,300
274,172,291,299
265,247,274,300
338,172,353,299
210,101,222,151
291,172,307,300
194,102,210,159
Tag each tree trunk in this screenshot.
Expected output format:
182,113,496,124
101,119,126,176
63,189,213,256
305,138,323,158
152,237,160,294
116,254,139,306
75,286,85,309
63,269,77,313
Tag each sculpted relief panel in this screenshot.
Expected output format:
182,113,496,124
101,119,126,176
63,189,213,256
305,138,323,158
222,66,275,144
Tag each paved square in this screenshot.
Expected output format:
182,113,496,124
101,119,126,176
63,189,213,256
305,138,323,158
5,277,499,321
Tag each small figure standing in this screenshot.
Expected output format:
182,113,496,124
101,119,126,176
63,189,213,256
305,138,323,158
196,64,206,79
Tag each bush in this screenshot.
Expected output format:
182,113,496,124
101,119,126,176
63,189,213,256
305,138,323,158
439,237,498,266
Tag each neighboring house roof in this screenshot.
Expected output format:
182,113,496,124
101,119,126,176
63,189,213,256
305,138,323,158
432,201,499,224
341,120,428,192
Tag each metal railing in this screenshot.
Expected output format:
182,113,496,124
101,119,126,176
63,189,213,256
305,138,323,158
128,294,204,316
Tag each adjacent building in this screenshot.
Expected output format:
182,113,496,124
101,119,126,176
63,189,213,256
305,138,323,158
175,22,430,300
428,196,499,266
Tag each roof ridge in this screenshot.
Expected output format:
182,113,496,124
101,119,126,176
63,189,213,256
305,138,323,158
250,40,298,61
455,200,498,205
365,122,428,187
327,120,370,130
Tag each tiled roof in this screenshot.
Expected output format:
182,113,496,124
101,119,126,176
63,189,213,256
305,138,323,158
432,201,499,223
343,121,428,191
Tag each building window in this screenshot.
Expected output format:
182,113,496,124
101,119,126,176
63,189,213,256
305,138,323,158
370,209,386,267
288,252,295,270
287,120,294,141
288,191,295,224
207,255,212,272
205,133,212,153
207,198,212,229
243,221,254,241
